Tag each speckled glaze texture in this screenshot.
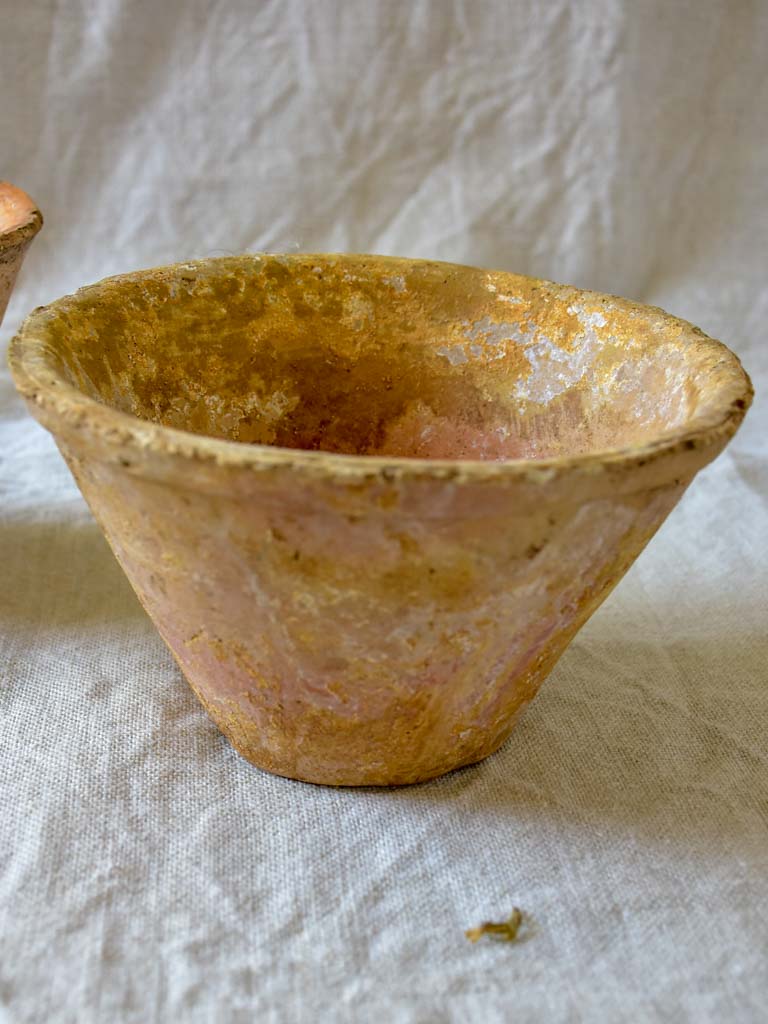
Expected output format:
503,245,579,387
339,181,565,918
0,183,42,329
9,255,752,785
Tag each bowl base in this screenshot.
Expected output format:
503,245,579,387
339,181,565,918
221,715,524,787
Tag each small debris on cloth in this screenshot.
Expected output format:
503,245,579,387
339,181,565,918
465,908,524,944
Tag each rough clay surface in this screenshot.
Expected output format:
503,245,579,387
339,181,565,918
10,255,750,785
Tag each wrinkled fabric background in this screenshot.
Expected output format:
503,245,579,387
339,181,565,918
1,2,766,1021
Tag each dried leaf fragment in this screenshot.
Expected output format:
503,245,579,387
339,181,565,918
465,908,523,944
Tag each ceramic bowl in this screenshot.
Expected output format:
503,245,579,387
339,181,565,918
0,183,42,328
9,255,752,785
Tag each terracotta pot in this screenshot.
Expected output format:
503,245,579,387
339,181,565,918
9,255,752,785
0,183,42,329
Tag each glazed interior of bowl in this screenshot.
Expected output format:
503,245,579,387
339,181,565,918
35,255,744,462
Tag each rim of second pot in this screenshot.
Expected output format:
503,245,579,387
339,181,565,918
0,183,43,253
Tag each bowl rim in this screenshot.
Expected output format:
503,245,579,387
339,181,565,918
8,253,753,484
0,182,43,252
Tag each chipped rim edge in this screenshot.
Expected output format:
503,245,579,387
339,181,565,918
0,183,43,253
8,254,753,487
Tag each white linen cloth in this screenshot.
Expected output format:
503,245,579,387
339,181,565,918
1,2,766,1020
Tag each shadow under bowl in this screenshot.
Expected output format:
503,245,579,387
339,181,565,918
8,254,752,784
